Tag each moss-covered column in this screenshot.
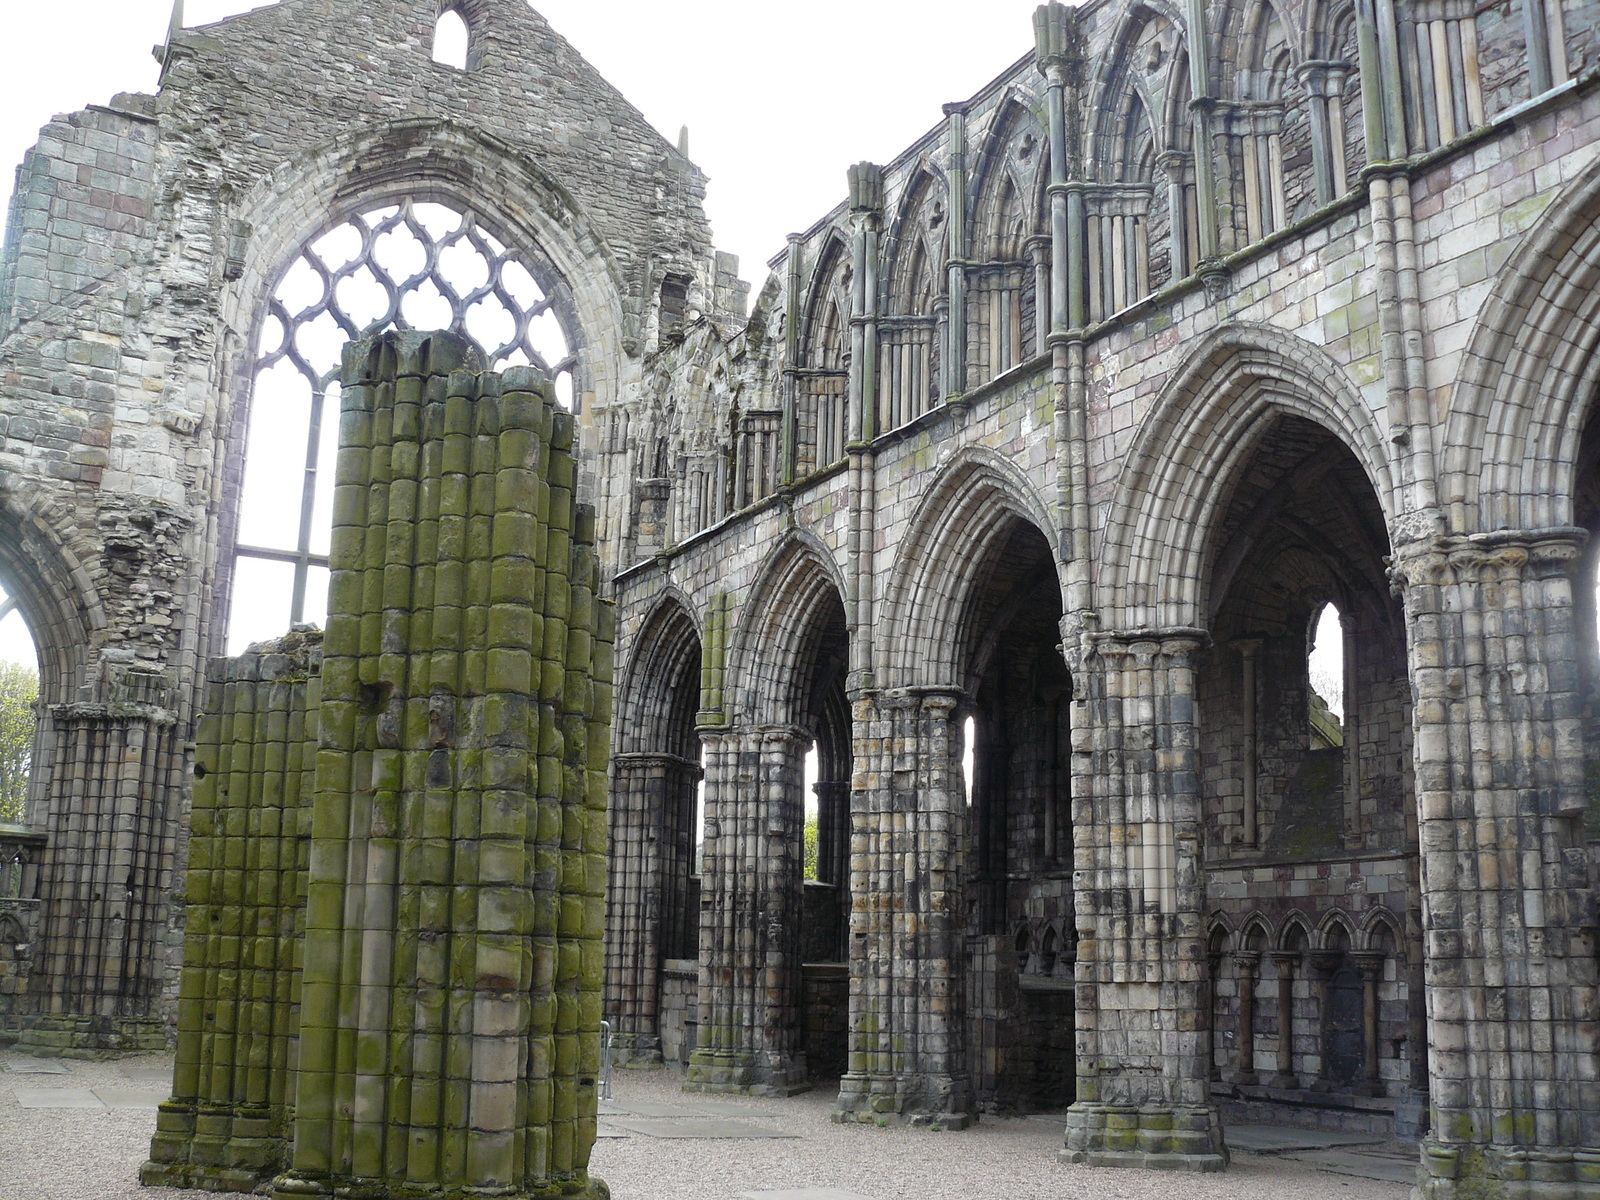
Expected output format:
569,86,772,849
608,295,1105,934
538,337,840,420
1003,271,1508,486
143,633,322,1191
270,331,613,1199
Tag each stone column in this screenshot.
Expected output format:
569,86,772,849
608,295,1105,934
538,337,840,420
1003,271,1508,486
1232,952,1260,1086
1064,630,1227,1172
1268,950,1299,1088
687,724,810,1096
280,333,612,1199
1354,951,1385,1097
1394,530,1600,1200
22,665,182,1057
942,105,969,400
836,688,974,1128
604,750,702,1065
144,635,322,1191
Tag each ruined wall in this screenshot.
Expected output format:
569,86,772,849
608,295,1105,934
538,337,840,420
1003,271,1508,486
146,331,615,1199
611,0,1600,1190
0,0,727,1051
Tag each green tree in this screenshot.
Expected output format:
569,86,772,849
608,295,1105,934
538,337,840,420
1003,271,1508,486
0,660,38,824
803,815,819,881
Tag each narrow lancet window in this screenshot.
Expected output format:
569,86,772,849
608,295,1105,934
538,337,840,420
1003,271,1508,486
1309,602,1345,747
432,9,470,70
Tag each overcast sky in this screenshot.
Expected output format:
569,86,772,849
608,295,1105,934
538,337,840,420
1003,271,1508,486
1,0,1045,289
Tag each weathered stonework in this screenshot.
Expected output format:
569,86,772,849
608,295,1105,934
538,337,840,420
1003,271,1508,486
3,0,1600,1196
143,331,615,1199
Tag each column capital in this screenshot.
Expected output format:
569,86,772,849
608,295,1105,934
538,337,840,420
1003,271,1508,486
1388,526,1588,589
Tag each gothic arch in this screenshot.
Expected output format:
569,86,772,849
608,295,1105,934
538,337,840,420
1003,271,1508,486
615,589,703,756
205,117,629,660
1357,907,1404,954
877,447,1058,690
1315,908,1358,950
1279,911,1314,951
885,170,944,318
724,533,849,728
1098,323,1392,630
1442,150,1600,534
0,486,106,706
800,229,854,364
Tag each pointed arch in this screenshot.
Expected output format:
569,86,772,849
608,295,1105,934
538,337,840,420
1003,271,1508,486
724,533,849,729
1316,908,1358,950
1279,911,1314,951
878,447,1058,690
885,169,944,318
1098,323,1393,631
1239,912,1275,951
1442,151,1600,534
797,229,853,472
615,589,704,756
1358,907,1405,955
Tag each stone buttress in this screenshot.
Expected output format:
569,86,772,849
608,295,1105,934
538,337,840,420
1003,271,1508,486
143,330,615,1200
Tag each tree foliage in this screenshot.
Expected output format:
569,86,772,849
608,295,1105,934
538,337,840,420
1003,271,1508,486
0,660,38,824
803,815,819,881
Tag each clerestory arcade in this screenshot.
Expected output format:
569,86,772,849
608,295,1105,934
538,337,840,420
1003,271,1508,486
0,0,1596,1198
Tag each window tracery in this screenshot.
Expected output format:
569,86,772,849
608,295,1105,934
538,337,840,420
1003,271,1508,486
228,199,578,652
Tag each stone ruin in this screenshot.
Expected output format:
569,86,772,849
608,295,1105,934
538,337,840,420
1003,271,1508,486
0,0,1599,1198
141,330,613,1198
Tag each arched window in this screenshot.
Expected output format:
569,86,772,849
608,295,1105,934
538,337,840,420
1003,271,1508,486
229,199,579,652
1309,601,1345,747
0,587,37,826
432,8,470,70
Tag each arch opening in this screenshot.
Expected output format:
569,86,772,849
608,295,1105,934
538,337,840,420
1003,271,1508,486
604,599,704,1066
956,515,1073,1113
1197,413,1423,1110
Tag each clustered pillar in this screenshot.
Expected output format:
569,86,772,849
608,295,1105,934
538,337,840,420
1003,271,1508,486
23,667,182,1057
687,725,809,1096
1063,632,1227,1171
835,689,974,1128
143,330,615,1200
1395,532,1600,1200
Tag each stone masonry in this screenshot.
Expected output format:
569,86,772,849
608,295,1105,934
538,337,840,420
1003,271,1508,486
142,330,615,1199
2,0,1600,1198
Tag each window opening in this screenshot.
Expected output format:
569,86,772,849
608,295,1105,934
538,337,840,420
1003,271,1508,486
803,743,819,880
694,746,707,875
0,587,39,826
1309,602,1344,745
432,9,470,69
230,200,578,652
962,715,976,803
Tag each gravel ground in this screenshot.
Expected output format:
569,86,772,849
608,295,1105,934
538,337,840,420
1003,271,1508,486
591,1068,1413,1200
0,1048,1412,1200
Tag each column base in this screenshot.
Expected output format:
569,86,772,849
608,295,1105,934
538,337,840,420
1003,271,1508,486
1416,1140,1600,1200
832,1071,976,1130
15,1014,167,1058
609,1031,664,1069
685,1049,811,1097
269,1171,611,1199
141,1099,289,1193
1061,1103,1229,1172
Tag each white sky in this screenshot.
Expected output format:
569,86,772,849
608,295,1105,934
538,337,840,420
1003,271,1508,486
0,0,1046,290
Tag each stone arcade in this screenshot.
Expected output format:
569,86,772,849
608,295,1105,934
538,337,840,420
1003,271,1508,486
1,0,1599,1197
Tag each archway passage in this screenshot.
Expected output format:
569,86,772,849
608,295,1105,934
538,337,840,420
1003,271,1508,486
960,517,1073,1112
1197,415,1423,1122
792,587,850,1081
605,599,703,1066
